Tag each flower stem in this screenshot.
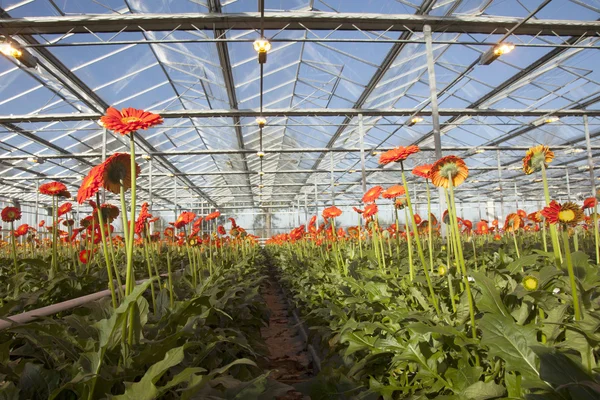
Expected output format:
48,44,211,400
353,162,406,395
10,221,17,274
400,162,440,316
593,204,599,265
404,207,415,281
541,164,562,267
561,228,582,321
95,197,117,309
426,181,435,274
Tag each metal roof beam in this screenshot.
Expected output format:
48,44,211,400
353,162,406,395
1,12,598,36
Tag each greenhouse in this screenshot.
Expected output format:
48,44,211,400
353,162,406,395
0,0,599,398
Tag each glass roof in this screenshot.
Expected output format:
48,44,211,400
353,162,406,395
0,0,599,217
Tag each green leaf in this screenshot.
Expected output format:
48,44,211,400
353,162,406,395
479,313,541,383
471,271,510,317
446,366,483,393
507,255,540,274
462,381,506,399
531,346,600,400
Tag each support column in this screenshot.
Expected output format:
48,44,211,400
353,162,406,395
330,152,335,206
424,24,445,236
173,177,177,222
566,168,572,201
514,180,518,210
584,115,596,196
148,159,153,233
497,150,504,220
359,113,367,193
35,179,39,228
101,127,107,203
314,182,319,226
304,193,308,222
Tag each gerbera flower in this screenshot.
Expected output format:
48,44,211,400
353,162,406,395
583,197,598,210
38,220,45,227
541,200,584,227
57,202,72,217
79,249,93,264
14,224,29,237
322,206,342,219
100,153,140,194
205,211,221,221
352,207,363,214
517,209,527,218
77,165,104,204
99,204,120,223
217,225,226,235
382,185,405,199
522,275,539,291
522,145,554,175
362,186,383,203
476,220,489,234
412,164,433,179
504,213,523,232
414,214,422,225
527,211,542,223
430,156,469,188
379,145,420,165
394,197,408,210
228,217,237,228
1,206,21,222
100,107,163,136
39,181,67,196
174,211,196,229
363,203,378,219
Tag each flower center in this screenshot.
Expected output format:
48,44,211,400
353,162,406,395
440,162,459,179
523,276,538,291
121,116,142,124
107,162,128,184
558,209,575,222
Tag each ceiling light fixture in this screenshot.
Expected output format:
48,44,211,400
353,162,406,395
407,116,423,127
479,43,515,65
256,116,267,127
253,38,271,64
0,38,38,68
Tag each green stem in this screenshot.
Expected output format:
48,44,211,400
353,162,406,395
541,164,562,267
426,181,434,274
404,207,415,281
561,228,582,321
95,200,117,309
400,162,440,316
512,230,521,259
167,249,174,308
594,204,600,265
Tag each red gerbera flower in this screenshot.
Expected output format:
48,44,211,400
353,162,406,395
57,202,72,217
1,206,21,222
363,203,378,219
77,164,103,204
382,185,405,199
174,211,196,229
38,220,45,227
362,186,383,203
14,223,29,237
414,214,422,225
353,207,364,214
228,217,237,228
379,145,420,165
322,206,342,219
39,181,67,196
541,200,584,227
100,153,140,195
476,220,489,234
412,164,433,179
217,225,226,235
583,197,598,210
100,107,163,136
79,249,93,264
205,211,221,221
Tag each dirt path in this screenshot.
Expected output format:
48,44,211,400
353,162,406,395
260,278,312,400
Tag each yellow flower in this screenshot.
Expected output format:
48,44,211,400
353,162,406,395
523,275,539,291
438,265,447,276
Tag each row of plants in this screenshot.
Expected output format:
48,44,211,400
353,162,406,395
0,107,297,399
267,144,600,399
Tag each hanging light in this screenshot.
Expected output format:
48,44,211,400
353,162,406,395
479,42,514,65
256,151,265,158
532,115,560,127
544,116,560,124
26,156,44,164
256,116,267,127
253,38,271,64
141,154,152,160
258,171,265,176
474,148,486,154
407,116,423,127
0,39,38,68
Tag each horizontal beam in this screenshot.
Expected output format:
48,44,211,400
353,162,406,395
2,146,597,161
0,12,598,36
2,108,600,123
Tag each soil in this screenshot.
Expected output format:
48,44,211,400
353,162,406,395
260,277,312,400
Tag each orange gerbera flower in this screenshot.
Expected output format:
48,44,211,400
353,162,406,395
379,145,420,165
57,202,72,217
39,181,67,196
382,185,405,199
429,155,469,188
100,107,163,136
412,164,433,179
205,211,221,221
522,145,554,175
541,200,584,227
395,197,408,210
583,197,598,210
322,206,342,219
504,213,523,233
174,211,196,229
77,164,104,204
352,207,363,214
1,206,21,222
14,223,29,237
527,211,542,223
101,153,140,195
414,214,422,225
476,220,489,234
98,203,120,223
362,186,383,203
517,209,527,218
363,203,378,219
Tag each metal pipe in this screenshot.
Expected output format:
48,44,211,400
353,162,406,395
584,115,597,196
359,113,367,193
